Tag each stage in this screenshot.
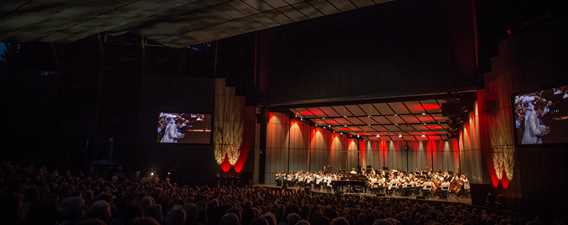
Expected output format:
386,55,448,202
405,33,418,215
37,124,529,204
253,184,472,205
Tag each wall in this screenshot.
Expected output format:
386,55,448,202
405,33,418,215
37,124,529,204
138,76,216,185
260,0,478,106
0,38,227,185
481,19,568,214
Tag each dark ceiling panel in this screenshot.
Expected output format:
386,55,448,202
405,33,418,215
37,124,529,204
347,117,363,124
359,116,375,125
387,115,405,124
421,99,443,113
400,115,420,124
351,0,376,8
388,102,410,114
0,0,388,46
383,125,400,132
346,105,366,116
320,106,339,117
372,125,387,131
360,104,380,115
332,106,352,116
288,97,451,140
373,116,391,124
405,101,426,113
373,103,394,115
334,117,349,124
328,0,357,11
307,107,327,117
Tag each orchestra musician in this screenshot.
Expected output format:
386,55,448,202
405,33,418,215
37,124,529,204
273,168,470,199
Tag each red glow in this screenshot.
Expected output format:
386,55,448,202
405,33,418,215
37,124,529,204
501,172,510,190
421,103,441,111
291,121,299,128
305,108,326,117
406,102,427,112
220,155,232,173
425,125,443,130
221,107,255,174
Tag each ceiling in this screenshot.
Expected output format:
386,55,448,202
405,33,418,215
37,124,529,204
290,99,451,141
0,0,394,47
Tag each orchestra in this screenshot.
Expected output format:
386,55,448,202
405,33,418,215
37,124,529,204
274,168,470,198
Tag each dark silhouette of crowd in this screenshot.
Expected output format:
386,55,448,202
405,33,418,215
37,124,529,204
0,161,561,225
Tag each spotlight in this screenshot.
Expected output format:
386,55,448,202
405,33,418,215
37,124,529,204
150,172,155,176
344,124,348,127
422,112,427,116
300,117,303,121
394,114,398,117
421,134,426,138
322,117,326,120
376,134,380,138
423,122,427,126
398,134,403,138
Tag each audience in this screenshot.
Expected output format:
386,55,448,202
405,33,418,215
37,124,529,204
0,161,560,225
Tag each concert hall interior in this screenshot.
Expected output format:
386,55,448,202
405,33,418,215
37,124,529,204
1,0,567,224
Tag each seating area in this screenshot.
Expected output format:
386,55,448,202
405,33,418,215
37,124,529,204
1,161,556,225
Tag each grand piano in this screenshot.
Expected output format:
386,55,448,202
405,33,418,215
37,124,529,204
331,174,367,193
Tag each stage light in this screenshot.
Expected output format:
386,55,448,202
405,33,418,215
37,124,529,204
344,124,348,127
423,122,427,125
394,114,398,117
322,117,326,120
422,112,427,116
376,134,380,138
300,117,303,121
150,172,155,176
421,134,426,138
398,134,403,138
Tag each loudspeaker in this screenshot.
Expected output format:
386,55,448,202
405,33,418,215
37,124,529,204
470,183,493,205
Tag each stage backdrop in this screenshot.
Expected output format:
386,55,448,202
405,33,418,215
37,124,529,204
264,112,483,184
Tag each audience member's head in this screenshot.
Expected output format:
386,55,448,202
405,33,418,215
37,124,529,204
330,217,350,225
89,200,112,223
78,218,108,225
296,220,311,225
166,205,186,225
287,213,302,225
221,213,241,225
61,196,86,221
132,217,161,225
145,204,164,223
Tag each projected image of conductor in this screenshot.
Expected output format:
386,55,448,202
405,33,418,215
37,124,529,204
513,85,568,144
157,113,212,144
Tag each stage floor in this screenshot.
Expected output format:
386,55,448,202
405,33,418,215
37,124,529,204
253,184,472,205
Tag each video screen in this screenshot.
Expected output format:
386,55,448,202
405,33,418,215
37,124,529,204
157,113,211,144
513,85,568,145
